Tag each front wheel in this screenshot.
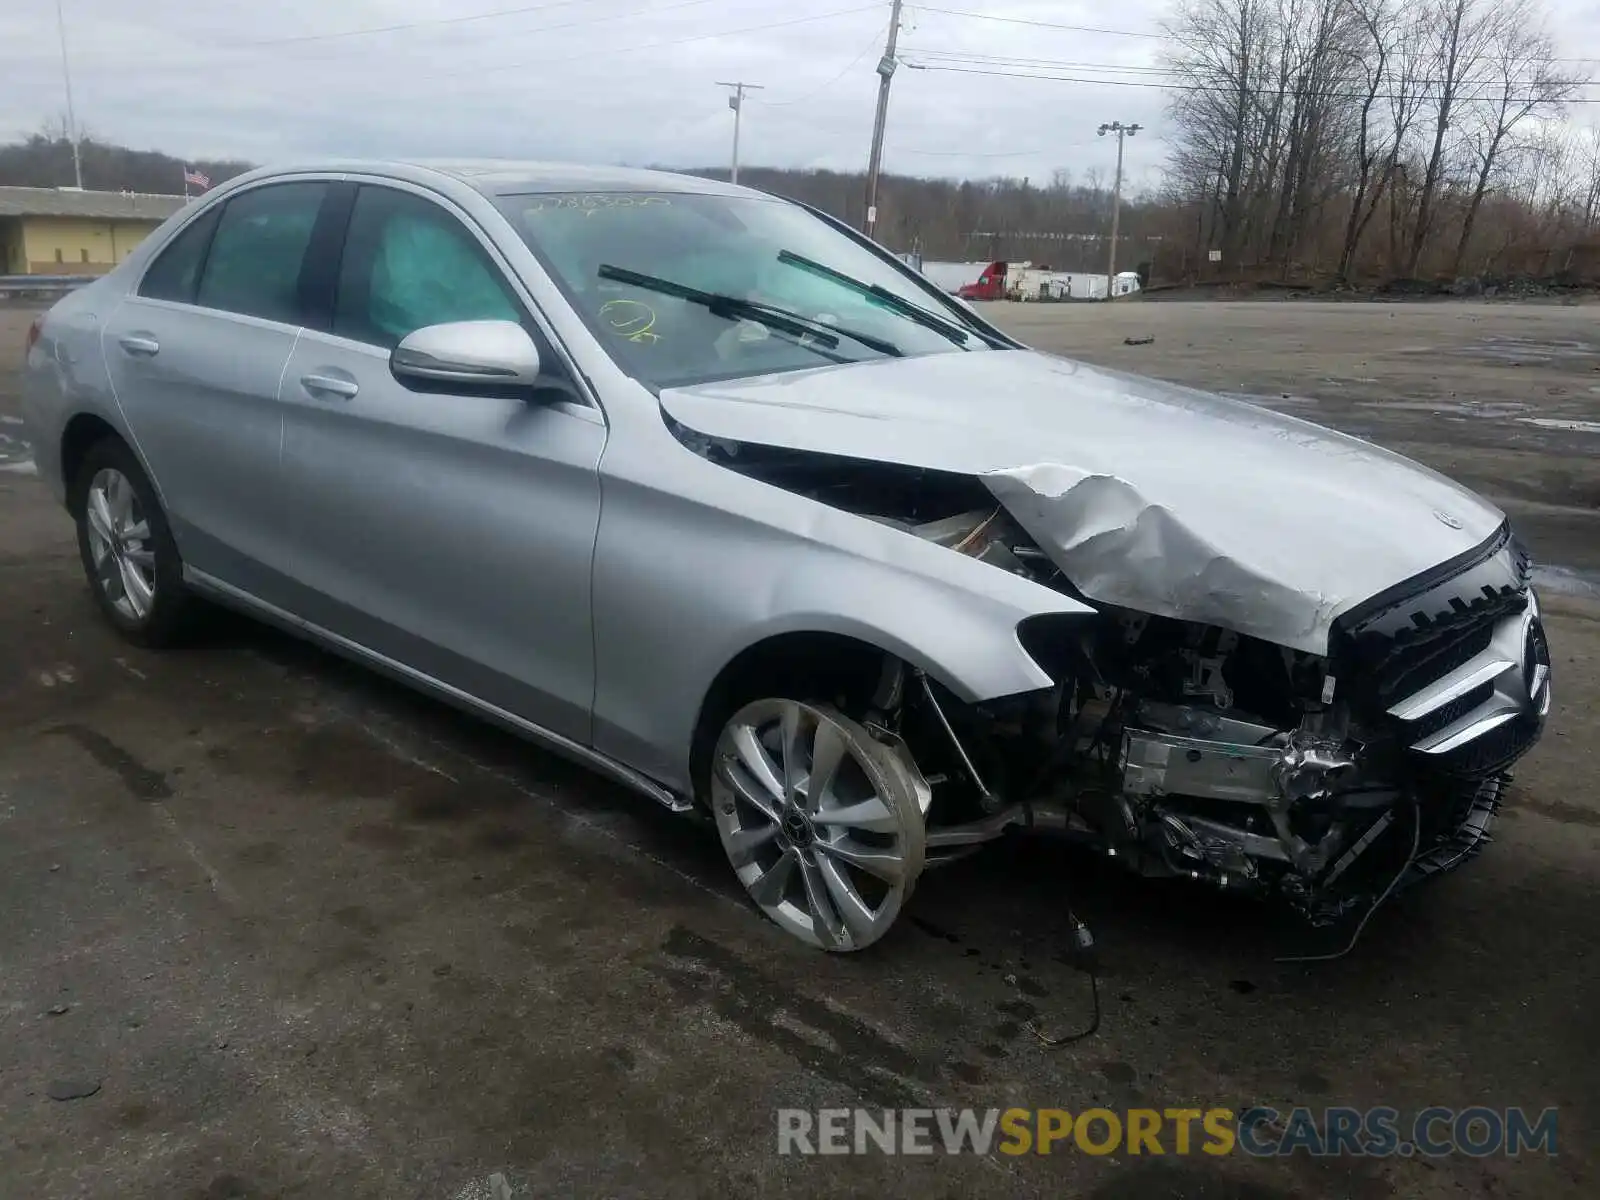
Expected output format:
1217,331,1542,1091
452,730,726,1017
709,699,927,951
71,438,197,646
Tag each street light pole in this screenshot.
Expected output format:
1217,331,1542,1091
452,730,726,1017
55,0,83,189
862,0,904,240
1098,120,1141,299
717,81,764,185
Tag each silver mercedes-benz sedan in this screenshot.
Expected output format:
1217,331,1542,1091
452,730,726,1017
22,160,1550,952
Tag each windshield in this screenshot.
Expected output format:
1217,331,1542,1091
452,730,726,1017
494,191,993,389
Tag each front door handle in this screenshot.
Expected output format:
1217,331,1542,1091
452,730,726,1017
300,373,359,400
118,334,160,357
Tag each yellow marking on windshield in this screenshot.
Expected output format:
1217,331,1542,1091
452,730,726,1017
600,298,661,343
525,194,672,217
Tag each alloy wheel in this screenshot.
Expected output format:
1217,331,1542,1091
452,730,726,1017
84,467,157,622
711,699,926,951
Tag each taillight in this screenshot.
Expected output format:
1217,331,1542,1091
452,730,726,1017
25,315,43,356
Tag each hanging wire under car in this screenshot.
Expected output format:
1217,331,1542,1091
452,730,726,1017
1025,915,1103,1047
1275,802,1423,964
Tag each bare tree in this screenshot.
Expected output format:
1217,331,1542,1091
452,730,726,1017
1336,0,1427,277
1164,0,1277,267
1406,0,1500,275
1449,2,1575,273
1580,126,1600,232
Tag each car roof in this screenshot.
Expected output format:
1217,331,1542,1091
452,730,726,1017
420,160,752,198
244,158,758,199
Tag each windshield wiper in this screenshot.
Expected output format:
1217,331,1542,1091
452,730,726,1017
775,250,985,348
596,265,904,358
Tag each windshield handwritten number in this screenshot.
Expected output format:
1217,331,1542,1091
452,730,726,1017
600,299,661,344
525,194,672,217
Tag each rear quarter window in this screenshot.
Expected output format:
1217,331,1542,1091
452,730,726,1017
138,207,220,304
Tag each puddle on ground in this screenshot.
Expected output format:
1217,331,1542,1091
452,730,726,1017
1356,399,1531,418
1518,417,1600,434
0,427,34,474
1535,565,1600,600
1407,337,1600,364
1222,391,1319,407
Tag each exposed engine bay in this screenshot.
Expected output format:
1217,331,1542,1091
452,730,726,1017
680,431,1549,931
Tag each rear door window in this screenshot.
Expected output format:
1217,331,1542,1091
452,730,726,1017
196,182,328,323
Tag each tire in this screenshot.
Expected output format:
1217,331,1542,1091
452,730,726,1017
71,437,197,647
708,698,927,951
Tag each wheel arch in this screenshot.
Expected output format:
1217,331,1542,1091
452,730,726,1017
59,412,127,515
685,604,1063,801
688,629,898,799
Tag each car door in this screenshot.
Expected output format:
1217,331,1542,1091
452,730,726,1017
277,181,606,744
101,180,332,601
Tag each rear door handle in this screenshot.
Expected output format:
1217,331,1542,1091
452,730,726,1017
300,373,359,400
118,335,160,357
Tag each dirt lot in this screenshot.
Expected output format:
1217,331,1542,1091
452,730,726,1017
1,300,1596,1199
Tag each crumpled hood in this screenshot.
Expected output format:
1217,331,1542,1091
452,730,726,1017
659,350,1504,654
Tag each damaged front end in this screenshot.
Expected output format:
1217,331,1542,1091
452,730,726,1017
884,510,1547,927
679,428,1550,930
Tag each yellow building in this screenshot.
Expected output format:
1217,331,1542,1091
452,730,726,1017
0,186,186,276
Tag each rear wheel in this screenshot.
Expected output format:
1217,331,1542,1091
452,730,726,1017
710,699,926,951
71,438,196,646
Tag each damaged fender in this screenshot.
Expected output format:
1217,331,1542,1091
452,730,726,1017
588,442,1094,795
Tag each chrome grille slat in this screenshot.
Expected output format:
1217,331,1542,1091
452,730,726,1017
1386,590,1548,761
1387,652,1517,721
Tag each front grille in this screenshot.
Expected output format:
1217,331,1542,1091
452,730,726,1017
1334,522,1529,707
1375,619,1496,707
1406,680,1494,743
1333,523,1547,775
1438,713,1542,776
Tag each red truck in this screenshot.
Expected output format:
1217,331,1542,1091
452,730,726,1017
956,261,1008,301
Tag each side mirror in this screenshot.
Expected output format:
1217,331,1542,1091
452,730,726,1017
390,320,542,391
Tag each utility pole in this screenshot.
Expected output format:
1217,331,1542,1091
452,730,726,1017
717,81,763,185
1098,121,1141,299
862,0,905,241
55,0,83,189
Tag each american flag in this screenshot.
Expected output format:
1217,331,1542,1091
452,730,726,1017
183,165,210,190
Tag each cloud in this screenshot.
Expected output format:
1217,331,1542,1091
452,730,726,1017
2,0,1593,191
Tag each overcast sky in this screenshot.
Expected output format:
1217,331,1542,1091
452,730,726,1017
2,0,1597,193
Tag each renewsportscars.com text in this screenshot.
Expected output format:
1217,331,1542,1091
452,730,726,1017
776,1106,1558,1158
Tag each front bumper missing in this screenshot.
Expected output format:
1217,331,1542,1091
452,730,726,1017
1399,771,1509,888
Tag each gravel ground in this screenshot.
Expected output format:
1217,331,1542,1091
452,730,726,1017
0,299,1595,1199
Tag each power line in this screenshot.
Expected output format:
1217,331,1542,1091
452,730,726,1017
233,0,600,47
906,48,1169,73
258,0,730,53
902,59,1600,104
395,5,888,82
909,46,1594,90
25,0,741,68
909,5,1161,40
911,7,1599,65
896,137,1102,157
759,19,887,105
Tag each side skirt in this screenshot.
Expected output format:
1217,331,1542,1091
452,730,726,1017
183,566,693,813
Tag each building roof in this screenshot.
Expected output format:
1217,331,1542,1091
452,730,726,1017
0,186,187,221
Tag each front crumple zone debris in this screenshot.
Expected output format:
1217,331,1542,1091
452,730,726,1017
982,464,1341,654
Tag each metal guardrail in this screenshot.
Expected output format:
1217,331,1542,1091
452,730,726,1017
0,274,92,299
